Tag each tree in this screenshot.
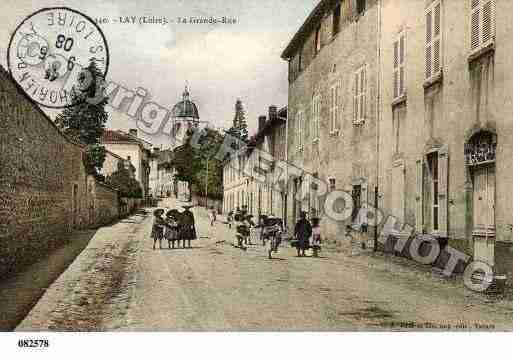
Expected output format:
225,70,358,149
192,127,225,200
55,59,109,175
227,99,248,145
106,161,143,198
171,130,202,201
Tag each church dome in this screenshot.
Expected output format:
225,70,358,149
172,87,199,119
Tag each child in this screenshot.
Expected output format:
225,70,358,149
165,211,179,249
151,209,165,250
227,211,233,229
311,217,321,257
210,208,217,226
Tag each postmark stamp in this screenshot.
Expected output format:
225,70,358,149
7,7,109,108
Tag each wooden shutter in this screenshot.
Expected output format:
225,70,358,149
399,34,405,96
471,0,494,51
426,1,442,80
354,72,359,123
415,157,424,232
360,66,366,121
438,145,449,237
482,0,494,45
425,9,433,79
433,2,441,74
393,40,399,98
471,0,481,50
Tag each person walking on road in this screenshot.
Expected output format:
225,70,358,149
227,210,233,229
294,211,312,257
210,208,217,226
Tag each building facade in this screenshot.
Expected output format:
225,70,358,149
223,106,287,220
280,0,513,281
281,0,379,240
378,0,513,277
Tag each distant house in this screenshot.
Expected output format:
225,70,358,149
101,149,135,180
101,129,152,199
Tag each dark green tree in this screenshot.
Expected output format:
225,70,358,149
55,59,109,175
193,127,225,200
171,130,202,201
227,99,248,145
106,161,143,198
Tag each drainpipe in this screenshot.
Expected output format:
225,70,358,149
374,0,383,252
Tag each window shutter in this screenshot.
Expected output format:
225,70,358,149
471,0,481,50
360,67,366,120
393,40,399,98
354,72,359,122
438,145,449,237
482,0,493,45
399,34,405,95
425,10,432,79
433,2,441,74
415,157,424,232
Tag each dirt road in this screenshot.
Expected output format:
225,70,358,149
17,198,513,331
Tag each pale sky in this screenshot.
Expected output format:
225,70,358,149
0,0,315,147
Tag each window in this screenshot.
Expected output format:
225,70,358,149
296,111,304,151
315,25,321,53
330,83,341,134
357,0,366,15
329,178,336,191
333,4,341,36
312,94,321,141
471,0,495,52
354,65,366,124
425,1,442,80
298,48,303,72
393,31,406,100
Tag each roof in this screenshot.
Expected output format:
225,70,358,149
101,130,140,143
281,0,334,60
101,129,153,150
247,106,287,151
172,87,200,119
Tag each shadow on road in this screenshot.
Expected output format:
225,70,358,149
0,229,98,331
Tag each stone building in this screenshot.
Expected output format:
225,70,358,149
281,0,380,239
222,106,287,220
378,0,513,277
101,129,152,199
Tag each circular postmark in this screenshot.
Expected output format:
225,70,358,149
7,7,109,108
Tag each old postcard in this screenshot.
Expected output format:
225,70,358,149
0,0,511,350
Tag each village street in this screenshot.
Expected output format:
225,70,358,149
15,197,513,331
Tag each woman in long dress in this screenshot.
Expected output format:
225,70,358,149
179,206,197,248
294,211,312,257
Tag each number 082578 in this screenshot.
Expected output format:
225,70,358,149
17,339,49,348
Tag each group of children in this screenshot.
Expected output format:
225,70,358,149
151,207,196,250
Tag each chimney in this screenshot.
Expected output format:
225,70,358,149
129,128,138,137
268,105,278,122
258,116,267,133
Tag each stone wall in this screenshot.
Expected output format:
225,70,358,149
0,66,119,278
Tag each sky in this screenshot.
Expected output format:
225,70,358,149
0,0,315,147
